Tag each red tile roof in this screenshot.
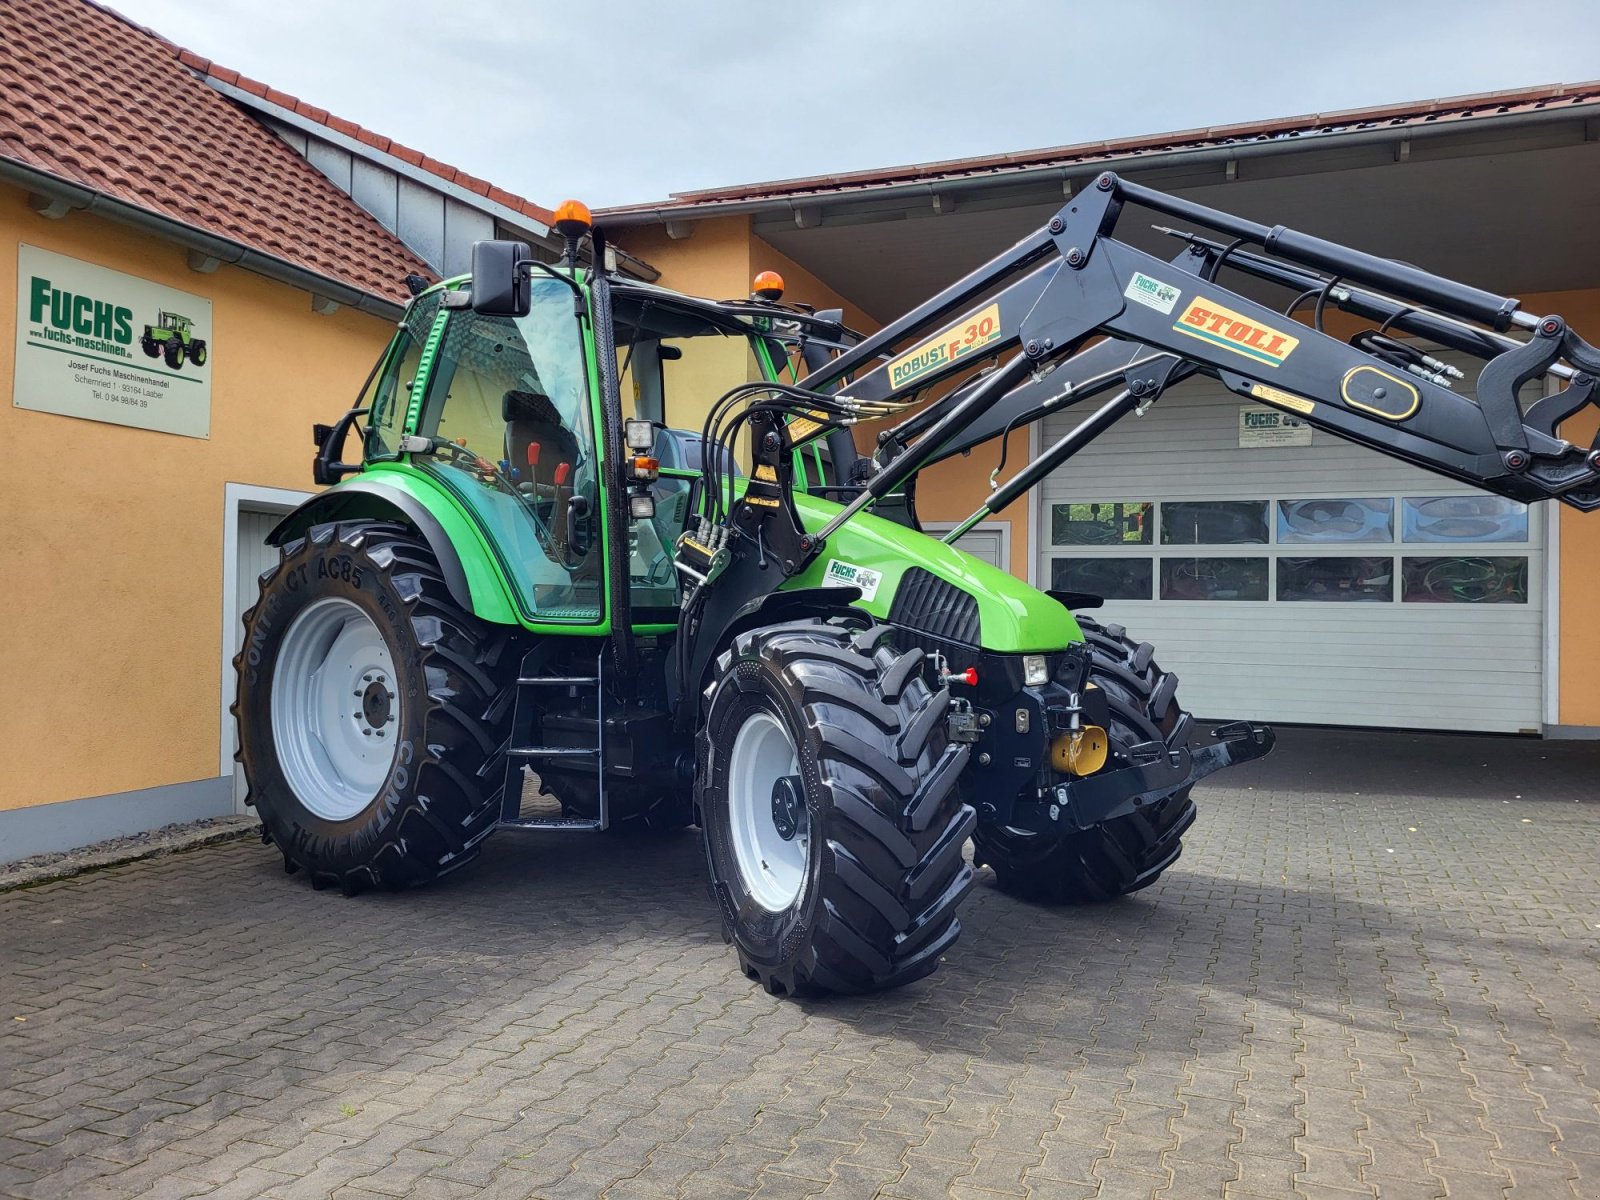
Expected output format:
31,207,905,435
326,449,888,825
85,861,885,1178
599,80,1600,216
0,0,436,303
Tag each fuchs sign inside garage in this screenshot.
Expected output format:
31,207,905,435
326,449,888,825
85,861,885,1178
13,245,212,438
1238,404,1312,448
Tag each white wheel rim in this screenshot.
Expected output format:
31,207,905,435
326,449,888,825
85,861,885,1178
271,597,400,821
728,709,808,912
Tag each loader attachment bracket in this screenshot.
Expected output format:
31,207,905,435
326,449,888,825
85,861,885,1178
1046,721,1275,833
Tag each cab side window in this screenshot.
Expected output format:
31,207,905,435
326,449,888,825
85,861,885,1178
364,293,442,458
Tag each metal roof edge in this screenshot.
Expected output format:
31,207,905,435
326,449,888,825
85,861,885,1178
209,79,661,283
204,78,554,241
596,89,1600,225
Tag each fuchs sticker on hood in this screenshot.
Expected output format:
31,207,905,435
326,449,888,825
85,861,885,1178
886,303,1001,390
1174,298,1300,367
823,558,883,602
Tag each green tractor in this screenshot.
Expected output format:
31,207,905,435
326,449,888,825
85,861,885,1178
141,309,207,369
234,181,1600,997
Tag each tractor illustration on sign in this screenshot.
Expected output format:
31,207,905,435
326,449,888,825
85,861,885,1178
140,310,207,369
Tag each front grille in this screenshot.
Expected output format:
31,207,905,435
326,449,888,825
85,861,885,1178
888,567,981,645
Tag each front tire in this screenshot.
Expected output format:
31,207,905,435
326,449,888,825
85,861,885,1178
698,621,975,997
973,614,1196,903
163,339,185,369
233,521,521,893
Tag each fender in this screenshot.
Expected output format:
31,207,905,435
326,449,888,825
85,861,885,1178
672,585,862,730
266,479,478,617
723,585,864,646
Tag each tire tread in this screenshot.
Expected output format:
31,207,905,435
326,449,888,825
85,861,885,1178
974,613,1196,904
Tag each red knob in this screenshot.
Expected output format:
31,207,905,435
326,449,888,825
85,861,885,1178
953,667,978,687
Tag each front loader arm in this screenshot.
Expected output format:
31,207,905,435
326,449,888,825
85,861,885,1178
789,171,1600,536
673,169,1599,701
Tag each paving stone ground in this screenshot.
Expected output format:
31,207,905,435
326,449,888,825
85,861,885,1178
2,726,1597,1200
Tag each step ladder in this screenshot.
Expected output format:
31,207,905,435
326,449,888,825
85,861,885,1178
499,649,608,831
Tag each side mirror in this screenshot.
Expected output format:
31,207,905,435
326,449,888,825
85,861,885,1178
470,240,534,317
312,408,370,486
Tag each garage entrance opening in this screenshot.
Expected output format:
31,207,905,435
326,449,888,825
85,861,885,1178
221,484,313,809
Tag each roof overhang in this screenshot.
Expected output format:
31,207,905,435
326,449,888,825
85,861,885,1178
598,83,1600,227
598,86,1600,320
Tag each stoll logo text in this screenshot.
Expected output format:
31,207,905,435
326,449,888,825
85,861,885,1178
1173,298,1299,367
28,276,135,358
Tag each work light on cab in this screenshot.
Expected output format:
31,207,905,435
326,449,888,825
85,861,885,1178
624,418,655,451
752,271,784,301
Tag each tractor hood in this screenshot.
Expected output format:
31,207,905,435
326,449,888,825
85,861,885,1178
786,493,1080,653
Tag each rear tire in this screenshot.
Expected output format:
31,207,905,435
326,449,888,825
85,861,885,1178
698,620,975,997
233,521,521,893
973,614,1195,903
189,340,208,366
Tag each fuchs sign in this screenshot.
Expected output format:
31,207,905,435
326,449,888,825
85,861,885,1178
13,245,212,439
1238,403,1313,448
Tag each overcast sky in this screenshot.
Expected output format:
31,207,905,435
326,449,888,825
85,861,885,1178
111,0,1597,209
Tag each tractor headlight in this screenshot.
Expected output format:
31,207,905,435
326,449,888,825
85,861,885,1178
1023,654,1050,687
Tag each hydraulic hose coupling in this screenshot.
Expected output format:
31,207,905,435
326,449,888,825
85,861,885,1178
929,651,978,689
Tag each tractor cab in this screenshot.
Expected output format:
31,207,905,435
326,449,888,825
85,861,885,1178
345,273,774,628
347,246,855,631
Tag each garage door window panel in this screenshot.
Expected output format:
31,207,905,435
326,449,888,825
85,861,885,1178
1278,556,1394,602
1160,557,1269,601
1160,501,1269,545
1401,556,1529,604
1052,557,1153,600
1277,498,1393,544
1402,496,1529,543
1051,501,1152,546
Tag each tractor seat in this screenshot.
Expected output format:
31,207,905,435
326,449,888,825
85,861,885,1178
503,389,579,488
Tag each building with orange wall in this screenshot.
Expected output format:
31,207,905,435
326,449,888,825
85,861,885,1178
0,0,597,861
5,3,1596,864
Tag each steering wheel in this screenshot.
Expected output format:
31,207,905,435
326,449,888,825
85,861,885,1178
432,439,519,494
427,438,569,558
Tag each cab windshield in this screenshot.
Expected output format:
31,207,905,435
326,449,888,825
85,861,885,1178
415,279,602,622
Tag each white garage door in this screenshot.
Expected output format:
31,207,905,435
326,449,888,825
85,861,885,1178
1037,355,1544,733
927,521,1010,571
